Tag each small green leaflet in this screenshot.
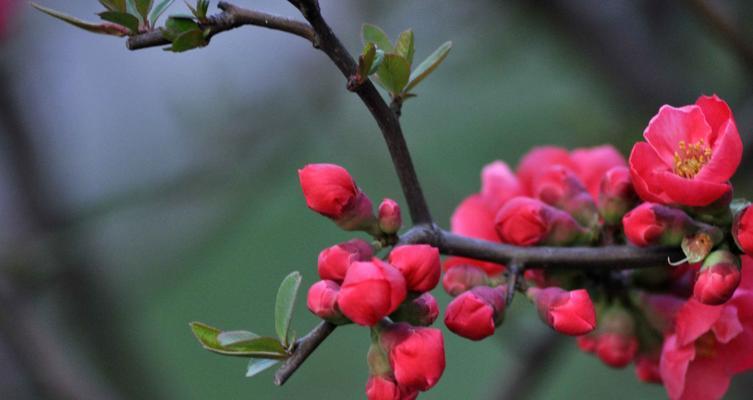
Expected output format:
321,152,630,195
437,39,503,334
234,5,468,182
404,41,452,93
275,271,302,349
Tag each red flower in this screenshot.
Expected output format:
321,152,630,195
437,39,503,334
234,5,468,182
380,323,446,392
388,245,441,293
530,165,598,227
442,264,491,296
390,292,439,327
444,286,506,341
378,198,402,234
495,197,590,246
517,146,577,195
306,280,343,322
622,202,693,247
596,333,639,368
599,166,638,225
733,205,753,256
527,287,596,336
338,259,407,326
317,239,373,282
693,250,741,306
570,145,627,199
447,194,505,275
635,354,663,384
298,163,376,230
659,289,753,400
365,375,417,400
629,95,742,207
480,160,522,212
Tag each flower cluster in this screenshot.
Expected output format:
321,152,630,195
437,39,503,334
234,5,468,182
299,164,444,399
446,94,752,400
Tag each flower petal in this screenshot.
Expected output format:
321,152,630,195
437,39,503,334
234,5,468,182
643,105,712,166
694,120,742,182
450,194,498,242
696,94,732,141
655,171,731,207
660,335,695,400
629,142,673,203
675,299,723,346
677,356,731,400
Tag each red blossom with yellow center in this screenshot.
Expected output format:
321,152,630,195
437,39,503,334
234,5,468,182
629,95,742,207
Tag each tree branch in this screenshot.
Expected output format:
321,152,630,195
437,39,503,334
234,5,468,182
273,321,335,385
126,2,317,50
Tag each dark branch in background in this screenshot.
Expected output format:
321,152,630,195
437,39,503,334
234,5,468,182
683,0,753,75
126,0,684,386
0,64,164,399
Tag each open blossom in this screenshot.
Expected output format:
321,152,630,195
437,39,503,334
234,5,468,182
388,245,441,293
444,286,506,341
298,163,376,230
338,259,407,326
660,289,753,400
317,239,373,282
379,323,445,392
629,95,742,207
527,287,596,336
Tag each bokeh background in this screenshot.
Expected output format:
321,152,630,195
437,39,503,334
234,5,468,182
1,0,753,399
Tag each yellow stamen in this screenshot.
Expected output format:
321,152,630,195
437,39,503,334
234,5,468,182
673,139,712,178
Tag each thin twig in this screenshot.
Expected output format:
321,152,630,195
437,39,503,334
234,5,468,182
490,330,564,400
506,261,522,305
273,321,335,385
126,2,317,50
684,0,753,74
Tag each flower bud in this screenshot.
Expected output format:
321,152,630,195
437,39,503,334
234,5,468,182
692,250,741,305
365,375,417,400
495,197,592,246
516,146,577,194
598,166,638,225
298,163,377,232
570,145,627,199
596,333,638,368
442,265,491,296
622,202,694,246
531,165,599,228
576,334,597,353
378,323,445,392
317,239,373,282
527,287,596,336
388,245,441,293
733,204,753,256
339,259,407,326
634,355,662,384
480,160,522,211
390,292,439,326
378,198,402,235
444,286,507,341
307,280,347,324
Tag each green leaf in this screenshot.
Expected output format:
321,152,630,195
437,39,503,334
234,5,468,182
125,0,141,21
358,42,377,79
134,0,154,21
31,3,130,36
376,54,411,94
246,358,279,378
362,23,393,52
149,0,175,26
369,49,385,75
189,322,288,358
217,330,259,346
395,29,415,65
98,11,140,34
167,29,207,52
404,41,452,93
99,0,127,12
275,271,302,348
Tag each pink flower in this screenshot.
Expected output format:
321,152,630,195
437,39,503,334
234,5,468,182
365,375,417,400
442,264,491,296
622,202,693,247
306,280,344,322
444,286,506,341
480,160,522,212
659,289,753,400
378,198,402,234
570,145,627,199
447,194,505,275
527,287,596,336
516,146,577,195
317,239,373,282
380,323,446,392
338,259,407,326
298,163,376,230
388,245,441,293
733,205,753,256
598,166,638,225
629,95,742,207
596,333,639,368
693,250,741,305
495,197,590,246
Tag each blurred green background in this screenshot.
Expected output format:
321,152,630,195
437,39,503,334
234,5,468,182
1,0,753,399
